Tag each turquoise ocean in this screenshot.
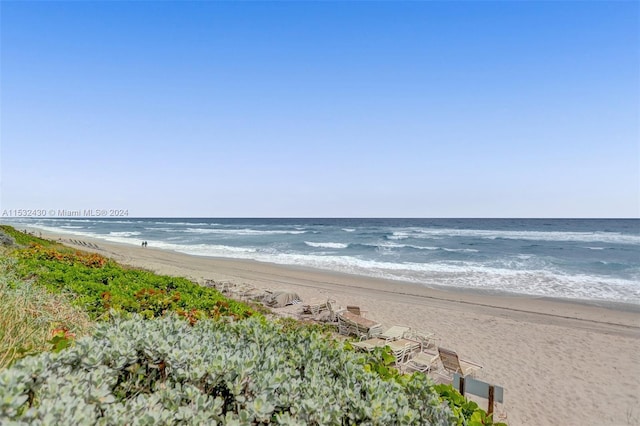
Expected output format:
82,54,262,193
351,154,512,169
7,218,639,304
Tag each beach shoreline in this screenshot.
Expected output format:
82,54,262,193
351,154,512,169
15,227,640,425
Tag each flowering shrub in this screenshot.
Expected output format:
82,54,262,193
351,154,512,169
10,240,256,321
0,314,454,425
18,243,107,267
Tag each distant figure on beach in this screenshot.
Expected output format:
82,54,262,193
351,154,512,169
142,241,147,248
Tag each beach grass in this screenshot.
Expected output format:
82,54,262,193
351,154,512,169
0,250,92,369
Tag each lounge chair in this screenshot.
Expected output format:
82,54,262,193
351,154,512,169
437,347,483,378
390,342,416,372
211,281,233,293
337,314,351,335
326,299,343,323
404,330,436,350
302,299,333,316
350,331,419,352
386,338,421,356
351,338,388,351
350,326,412,352
337,311,383,339
350,338,415,372
346,305,367,317
403,349,439,374
378,326,411,341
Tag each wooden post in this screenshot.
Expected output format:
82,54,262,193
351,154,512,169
458,376,465,396
488,385,495,416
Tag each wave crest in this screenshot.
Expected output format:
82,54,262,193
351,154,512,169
304,241,349,249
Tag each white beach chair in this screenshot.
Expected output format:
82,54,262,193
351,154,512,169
437,347,483,379
403,349,439,374
337,311,383,339
378,326,411,341
302,299,333,317
404,329,436,350
350,338,388,352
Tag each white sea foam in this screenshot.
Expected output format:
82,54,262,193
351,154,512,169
370,242,475,252
387,232,409,240
97,220,140,225
257,254,640,303
183,228,307,236
304,241,349,249
153,221,213,226
148,241,257,256
407,245,439,251
368,242,411,249
388,228,640,245
109,231,141,237
65,219,138,225
342,228,356,232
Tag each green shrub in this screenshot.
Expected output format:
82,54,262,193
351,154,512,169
0,314,454,425
434,384,507,426
8,240,256,321
0,225,52,247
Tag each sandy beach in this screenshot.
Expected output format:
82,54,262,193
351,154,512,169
31,230,640,425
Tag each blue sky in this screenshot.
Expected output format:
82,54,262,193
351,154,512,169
1,1,638,218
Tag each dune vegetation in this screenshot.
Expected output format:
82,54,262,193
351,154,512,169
0,225,505,425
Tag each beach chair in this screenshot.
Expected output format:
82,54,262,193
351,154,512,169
203,279,216,289
210,281,228,293
390,343,415,372
325,299,341,322
405,329,436,350
403,349,439,374
226,283,255,300
379,326,411,341
302,299,332,316
351,337,388,352
437,347,483,378
337,311,383,339
346,305,367,317
337,313,351,335
386,338,421,356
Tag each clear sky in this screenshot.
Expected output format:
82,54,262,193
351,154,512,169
1,1,638,218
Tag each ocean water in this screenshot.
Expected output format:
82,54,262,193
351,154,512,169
7,218,640,304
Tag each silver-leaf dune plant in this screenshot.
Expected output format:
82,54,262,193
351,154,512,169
0,314,454,425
